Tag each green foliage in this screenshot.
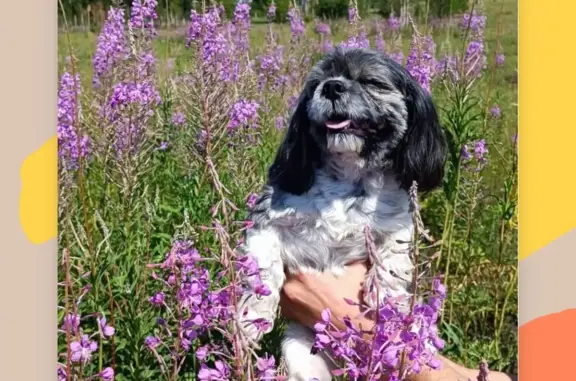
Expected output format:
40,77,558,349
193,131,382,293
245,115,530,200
315,0,350,19
376,0,469,18
274,0,291,22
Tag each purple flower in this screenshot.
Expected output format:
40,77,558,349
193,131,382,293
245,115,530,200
92,7,127,87
70,335,98,364
461,11,487,34
254,280,272,297
229,99,259,130
287,95,298,110
496,53,505,67
390,51,404,65
198,361,230,380
100,367,115,381
405,35,436,93
315,22,331,36
287,7,305,42
388,14,400,31
98,315,116,338
145,335,161,349
348,7,358,24
61,313,80,334
256,355,277,379
433,277,447,298
196,345,209,361
58,72,89,170
130,0,158,36
171,111,186,126
246,193,258,208
275,116,285,130
107,80,161,156
474,139,488,161
57,364,67,381
311,283,446,378
267,3,276,21
149,291,165,306
490,105,501,118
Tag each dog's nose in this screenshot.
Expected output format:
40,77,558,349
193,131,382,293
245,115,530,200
322,79,346,100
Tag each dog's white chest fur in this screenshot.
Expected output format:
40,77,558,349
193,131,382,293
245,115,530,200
239,169,415,381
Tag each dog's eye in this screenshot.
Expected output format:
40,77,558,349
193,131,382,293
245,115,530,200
361,79,392,91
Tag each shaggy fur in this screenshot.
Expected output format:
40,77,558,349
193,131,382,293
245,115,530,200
237,47,447,381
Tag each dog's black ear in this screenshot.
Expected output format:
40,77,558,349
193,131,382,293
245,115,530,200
393,79,447,193
268,93,320,195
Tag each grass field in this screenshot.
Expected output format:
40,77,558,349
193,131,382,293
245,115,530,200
57,1,518,380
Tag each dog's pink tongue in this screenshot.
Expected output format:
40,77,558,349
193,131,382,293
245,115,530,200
325,120,351,130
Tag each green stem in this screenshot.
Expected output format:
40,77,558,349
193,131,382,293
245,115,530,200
441,159,462,324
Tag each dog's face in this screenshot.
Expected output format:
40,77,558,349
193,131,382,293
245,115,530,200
269,47,446,195
305,48,410,156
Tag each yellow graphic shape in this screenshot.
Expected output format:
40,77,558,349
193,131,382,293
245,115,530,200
19,135,57,244
519,0,576,259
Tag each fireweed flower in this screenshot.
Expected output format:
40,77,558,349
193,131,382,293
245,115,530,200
267,3,276,21
474,139,488,161
145,335,161,349
229,99,259,130
490,104,501,118
98,315,116,338
171,111,186,126
57,364,67,381
107,80,161,156
405,34,436,93
100,367,115,381
198,361,231,380
130,0,158,36
312,277,447,380
315,22,331,35
232,2,251,51
275,116,285,130
348,7,358,24
496,53,505,66
256,355,277,379
461,11,487,77
61,313,80,334
149,291,166,306
58,72,89,170
287,7,305,42
92,7,127,87
70,335,98,364
388,14,400,31
246,193,258,208
256,46,284,91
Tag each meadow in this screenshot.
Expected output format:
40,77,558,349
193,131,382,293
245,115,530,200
57,1,518,380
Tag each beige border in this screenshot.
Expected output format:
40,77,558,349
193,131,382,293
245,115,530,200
0,0,57,380
519,227,576,326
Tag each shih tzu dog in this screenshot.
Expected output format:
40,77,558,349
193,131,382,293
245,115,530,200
238,47,446,381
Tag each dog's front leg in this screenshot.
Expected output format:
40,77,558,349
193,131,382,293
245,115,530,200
237,228,285,343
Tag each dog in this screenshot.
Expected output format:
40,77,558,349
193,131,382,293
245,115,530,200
237,47,447,381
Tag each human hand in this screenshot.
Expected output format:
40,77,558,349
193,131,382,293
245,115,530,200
279,262,373,331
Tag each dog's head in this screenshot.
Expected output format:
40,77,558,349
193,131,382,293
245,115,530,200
269,47,446,194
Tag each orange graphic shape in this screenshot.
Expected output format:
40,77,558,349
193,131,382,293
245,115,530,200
519,309,576,380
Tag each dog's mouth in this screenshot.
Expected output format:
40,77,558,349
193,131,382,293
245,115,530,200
324,115,354,130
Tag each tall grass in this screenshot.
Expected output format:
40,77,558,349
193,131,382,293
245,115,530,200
57,1,517,380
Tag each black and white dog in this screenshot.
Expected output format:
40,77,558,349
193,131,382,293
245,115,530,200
238,47,447,381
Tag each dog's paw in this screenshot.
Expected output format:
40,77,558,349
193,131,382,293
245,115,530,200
237,293,277,343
